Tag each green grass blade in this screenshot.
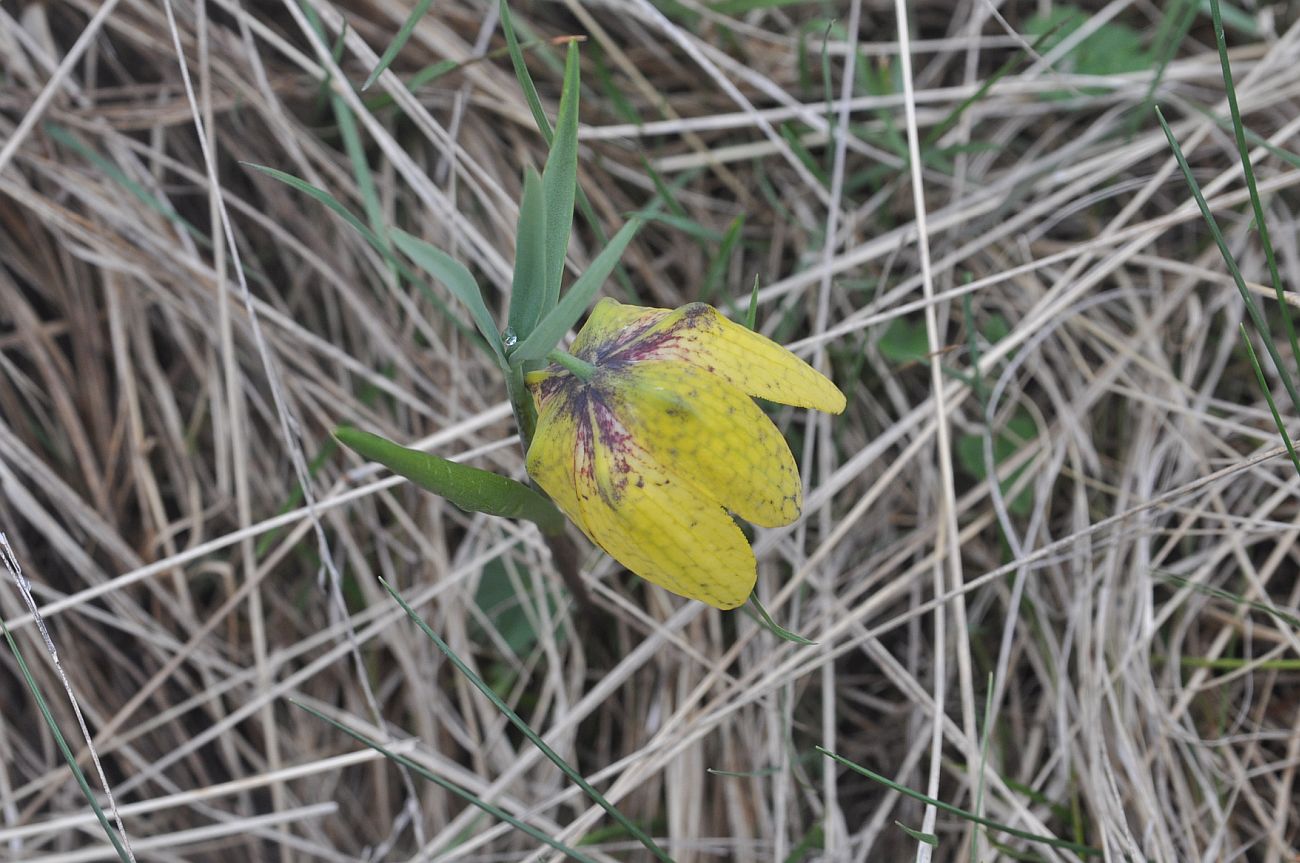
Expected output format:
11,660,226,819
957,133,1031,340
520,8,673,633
818,747,1103,857
699,216,745,304
390,228,506,362
1,541,133,862
290,700,602,863
541,42,581,318
923,22,1062,150
511,217,643,362
1153,107,1300,416
744,274,761,331
362,0,435,89
1239,324,1300,475
1207,0,1300,406
334,427,563,534
1158,572,1300,630
379,578,675,862
507,166,548,343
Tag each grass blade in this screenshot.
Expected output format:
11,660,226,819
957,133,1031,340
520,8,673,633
380,578,675,862
1239,324,1300,476
1153,107,1300,416
1206,0,1300,408
499,0,554,144
290,700,603,863
362,0,435,90
1,538,134,863
818,747,1102,857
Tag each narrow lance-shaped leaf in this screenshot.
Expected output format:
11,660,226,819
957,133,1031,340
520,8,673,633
541,41,580,317
390,228,506,363
362,0,435,90
334,427,563,534
241,163,482,348
511,217,643,362
498,0,554,144
507,166,548,344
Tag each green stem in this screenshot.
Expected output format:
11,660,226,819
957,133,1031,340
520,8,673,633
505,363,538,454
547,349,596,381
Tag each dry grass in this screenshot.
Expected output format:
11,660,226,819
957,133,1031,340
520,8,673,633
2,0,1300,860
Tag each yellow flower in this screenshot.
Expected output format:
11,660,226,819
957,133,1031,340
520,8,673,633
525,298,845,610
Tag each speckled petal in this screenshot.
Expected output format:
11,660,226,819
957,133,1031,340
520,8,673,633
617,302,846,414
604,360,801,528
524,392,584,529
574,396,755,610
569,297,670,359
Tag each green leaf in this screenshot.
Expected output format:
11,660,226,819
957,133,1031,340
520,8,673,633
746,592,816,644
956,411,1038,517
879,317,929,364
511,217,643,362
334,427,563,534
363,0,435,89
244,163,380,248
1025,7,1152,99
499,0,554,144
700,215,745,304
474,557,560,657
541,41,581,318
895,822,939,847
390,228,505,362
508,166,548,345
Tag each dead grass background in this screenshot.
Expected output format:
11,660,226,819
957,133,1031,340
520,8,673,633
2,0,1300,860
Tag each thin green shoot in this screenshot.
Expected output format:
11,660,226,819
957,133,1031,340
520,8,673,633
1239,325,1300,476
380,578,675,862
1,541,133,862
1158,573,1300,631
362,0,435,90
1207,0,1300,404
1153,108,1300,421
1179,657,1300,670
290,700,602,863
699,216,745,304
818,747,1103,857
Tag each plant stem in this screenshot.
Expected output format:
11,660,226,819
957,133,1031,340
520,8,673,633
547,349,596,381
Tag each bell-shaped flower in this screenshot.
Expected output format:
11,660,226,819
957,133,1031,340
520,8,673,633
525,299,845,609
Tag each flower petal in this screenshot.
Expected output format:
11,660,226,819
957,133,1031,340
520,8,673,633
605,360,801,528
525,391,584,527
575,395,755,609
619,303,846,414
570,297,670,360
